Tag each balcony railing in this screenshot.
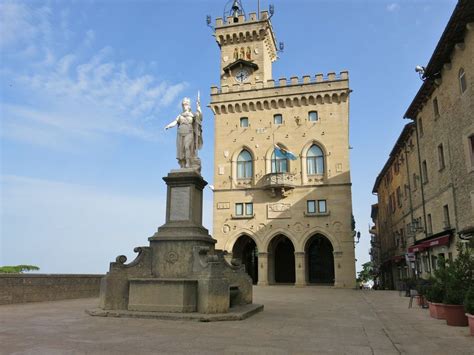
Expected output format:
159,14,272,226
261,172,296,197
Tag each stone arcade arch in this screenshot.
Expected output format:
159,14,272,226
232,235,258,284
268,235,295,284
305,234,335,285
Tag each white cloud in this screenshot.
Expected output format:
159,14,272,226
0,2,187,149
0,2,36,48
386,3,400,12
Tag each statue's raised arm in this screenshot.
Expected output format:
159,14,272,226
164,95,203,173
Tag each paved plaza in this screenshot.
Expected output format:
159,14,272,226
1,286,473,354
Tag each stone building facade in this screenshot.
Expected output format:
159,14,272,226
210,10,356,288
372,0,474,289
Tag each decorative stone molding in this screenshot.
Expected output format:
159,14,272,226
212,91,348,115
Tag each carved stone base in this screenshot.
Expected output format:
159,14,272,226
87,303,264,322
93,170,257,319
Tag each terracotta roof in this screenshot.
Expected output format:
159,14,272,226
404,0,474,119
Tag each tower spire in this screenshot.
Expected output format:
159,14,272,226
224,0,245,22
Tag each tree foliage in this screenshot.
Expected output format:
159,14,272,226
357,261,374,283
0,265,40,273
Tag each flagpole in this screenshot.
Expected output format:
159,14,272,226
272,131,279,174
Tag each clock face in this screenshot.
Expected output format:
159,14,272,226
235,68,250,83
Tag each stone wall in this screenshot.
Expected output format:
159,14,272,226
0,274,103,305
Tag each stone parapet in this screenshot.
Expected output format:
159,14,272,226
0,274,103,305
210,72,350,114
211,71,349,99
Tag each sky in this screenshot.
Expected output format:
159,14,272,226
0,0,457,274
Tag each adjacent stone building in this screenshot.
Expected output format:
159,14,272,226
210,9,356,287
372,0,473,289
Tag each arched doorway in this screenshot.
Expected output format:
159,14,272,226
232,235,258,284
306,234,334,284
269,235,295,284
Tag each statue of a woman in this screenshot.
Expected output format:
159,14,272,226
165,93,202,172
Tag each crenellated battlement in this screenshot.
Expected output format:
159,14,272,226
210,71,349,95
215,11,269,28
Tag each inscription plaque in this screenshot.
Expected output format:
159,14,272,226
217,202,230,209
267,203,291,219
169,186,190,221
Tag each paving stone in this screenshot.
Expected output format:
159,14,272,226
0,288,472,354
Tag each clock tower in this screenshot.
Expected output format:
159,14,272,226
214,9,277,86
210,4,356,289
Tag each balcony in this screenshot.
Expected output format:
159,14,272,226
261,172,296,197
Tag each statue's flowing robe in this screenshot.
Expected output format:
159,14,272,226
175,109,202,162
176,112,194,162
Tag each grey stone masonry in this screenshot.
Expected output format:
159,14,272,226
92,169,261,320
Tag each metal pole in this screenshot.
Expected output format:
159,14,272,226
257,0,260,19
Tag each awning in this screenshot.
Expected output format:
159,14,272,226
391,255,405,263
422,235,450,248
407,244,427,253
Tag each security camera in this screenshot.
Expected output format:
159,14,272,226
415,65,425,74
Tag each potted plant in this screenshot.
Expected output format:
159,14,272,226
464,285,474,335
441,244,472,327
425,279,446,319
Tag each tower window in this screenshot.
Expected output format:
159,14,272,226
271,150,288,173
318,200,327,213
469,135,474,167
443,205,450,229
307,200,327,214
437,143,445,170
245,202,253,216
237,150,253,179
308,111,318,122
433,97,440,117
273,114,283,125
307,144,324,175
235,203,253,216
422,160,428,184
235,203,243,216
240,117,249,127
427,214,433,235
418,117,424,137
396,186,402,208
459,68,467,94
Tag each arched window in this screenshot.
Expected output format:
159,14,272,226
271,151,288,173
307,145,324,175
237,150,252,179
459,68,467,93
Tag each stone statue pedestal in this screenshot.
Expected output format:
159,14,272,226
149,169,215,279
88,169,262,321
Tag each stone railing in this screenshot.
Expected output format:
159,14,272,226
262,172,296,189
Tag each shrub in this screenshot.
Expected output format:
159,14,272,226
416,278,432,296
425,280,444,303
464,285,474,315
0,265,40,273
441,243,473,305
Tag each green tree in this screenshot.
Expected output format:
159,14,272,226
357,261,374,283
0,265,40,273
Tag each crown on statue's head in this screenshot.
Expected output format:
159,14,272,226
182,97,191,106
